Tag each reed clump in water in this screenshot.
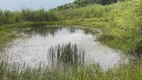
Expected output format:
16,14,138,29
48,43,85,67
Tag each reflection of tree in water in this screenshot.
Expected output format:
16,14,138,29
82,28,97,35
22,26,62,37
67,27,79,34
67,27,97,35
21,26,97,37
48,43,85,68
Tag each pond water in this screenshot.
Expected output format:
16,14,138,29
1,26,129,70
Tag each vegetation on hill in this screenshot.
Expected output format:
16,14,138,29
50,0,142,55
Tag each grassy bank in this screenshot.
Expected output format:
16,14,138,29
0,60,142,80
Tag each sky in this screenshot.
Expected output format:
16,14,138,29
0,0,74,11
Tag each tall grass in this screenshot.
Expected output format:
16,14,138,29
0,57,142,80
48,43,85,67
0,61,103,80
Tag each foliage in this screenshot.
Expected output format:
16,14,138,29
57,0,119,10
74,0,118,5
0,8,59,25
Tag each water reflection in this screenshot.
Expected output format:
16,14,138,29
21,27,62,37
2,26,129,69
20,26,97,37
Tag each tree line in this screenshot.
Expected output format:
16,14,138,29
74,0,118,5
57,0,128,10
0,8,59,25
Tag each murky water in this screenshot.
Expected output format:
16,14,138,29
1,26,129,69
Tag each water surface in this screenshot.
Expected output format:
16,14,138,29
2,26,128,69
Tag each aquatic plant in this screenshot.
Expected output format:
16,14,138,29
48,43,85,68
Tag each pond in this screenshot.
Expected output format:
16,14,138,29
1,26,129,70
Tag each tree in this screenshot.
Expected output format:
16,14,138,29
74,0,118,5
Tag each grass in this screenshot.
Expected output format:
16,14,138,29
0,62,102,80
102,62,142,80
0,60,142,80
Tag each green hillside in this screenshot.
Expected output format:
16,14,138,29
48,0,142,54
